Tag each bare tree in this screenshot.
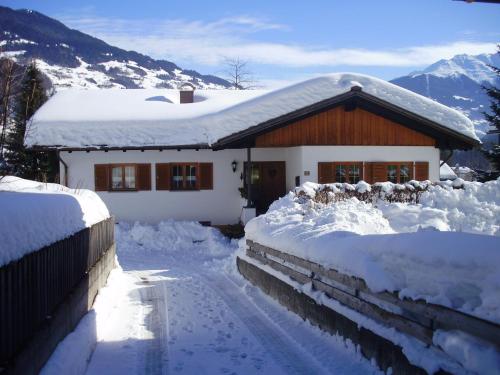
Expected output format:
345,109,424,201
223,57,258,90
0,57,24,158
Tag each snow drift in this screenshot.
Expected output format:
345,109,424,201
245,179,500,324
0,176,110,267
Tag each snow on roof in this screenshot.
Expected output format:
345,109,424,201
26,73,478,148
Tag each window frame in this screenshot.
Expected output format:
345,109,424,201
170,162,200,191
109,164,138,191
385,162,414,184
332,162,363,184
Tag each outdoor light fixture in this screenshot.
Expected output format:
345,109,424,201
232,160,238,173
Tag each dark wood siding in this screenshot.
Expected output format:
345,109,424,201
255,107,436,147
137,164,151,191
94,164,109,191
199,163,213,190
155,163,171,190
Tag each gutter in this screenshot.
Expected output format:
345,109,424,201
57,150,68,186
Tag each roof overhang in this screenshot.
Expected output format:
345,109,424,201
30,144,211,152
212,89,480,151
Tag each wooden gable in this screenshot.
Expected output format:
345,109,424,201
255,106,435,147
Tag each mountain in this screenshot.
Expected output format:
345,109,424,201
0,6,230,90
391,53,499,139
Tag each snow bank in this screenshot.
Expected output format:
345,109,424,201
245,179,500,324
26,73,477,148
116,220,236,261
0,176,110,267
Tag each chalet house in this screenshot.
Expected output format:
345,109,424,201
26,74,479,225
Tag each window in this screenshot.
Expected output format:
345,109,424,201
171,163,198,190
387,165,398,183
155,163,213,191
111,165,136,190
335,163,362,183
318,162,363,184
385,163,413,184
400,165,411,183
349,164,361,184
95,164,151,192
335,164,347,183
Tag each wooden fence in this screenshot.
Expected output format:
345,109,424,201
0,217,115,368
246,240,500,349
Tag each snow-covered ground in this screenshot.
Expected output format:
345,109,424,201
0,176,109,266
42,221,381,375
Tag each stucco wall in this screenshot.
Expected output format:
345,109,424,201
60,145,439,224
299,146,440,183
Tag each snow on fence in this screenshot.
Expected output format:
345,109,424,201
244,240,500,370
0,216,115,373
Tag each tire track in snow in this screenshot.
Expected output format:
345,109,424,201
201,271,330,375
136,273,170,375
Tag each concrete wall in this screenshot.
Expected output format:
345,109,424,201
60,145,439,224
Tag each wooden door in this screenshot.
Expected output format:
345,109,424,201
244,161,286,214
258,161,286,214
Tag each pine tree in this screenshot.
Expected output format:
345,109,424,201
480,48,500,181
5,62,52,180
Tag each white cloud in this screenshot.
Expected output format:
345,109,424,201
60,14,498,69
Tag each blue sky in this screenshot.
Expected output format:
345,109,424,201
3,0,500,85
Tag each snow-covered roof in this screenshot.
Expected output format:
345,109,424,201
26,73,479,148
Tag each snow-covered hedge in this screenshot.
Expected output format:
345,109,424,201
0,176,110,267
245,179,500,324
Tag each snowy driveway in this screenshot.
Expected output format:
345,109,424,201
71,222,380,375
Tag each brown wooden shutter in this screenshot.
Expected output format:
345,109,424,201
94,164,109,191
155,163,171,190
372,163,387,183
318,162,334,184
364,162,374,184
415,162,429,181
136,164,151,190
199,163,213,190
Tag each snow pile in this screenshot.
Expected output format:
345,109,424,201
439,162,457,180
245,179,500,324
0,176,110,266
116,220,237,261
433,330,500,375
26,73,477,148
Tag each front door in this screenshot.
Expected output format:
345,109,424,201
245,161,286,214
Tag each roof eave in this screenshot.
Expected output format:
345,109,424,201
29,143,211,152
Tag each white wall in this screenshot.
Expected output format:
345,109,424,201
299,146,440,183
61,149,245,224
60,145,439,224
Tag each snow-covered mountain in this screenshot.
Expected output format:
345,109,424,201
0,6,230,90
391,53,499,139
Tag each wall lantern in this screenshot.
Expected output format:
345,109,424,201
231,160,238,173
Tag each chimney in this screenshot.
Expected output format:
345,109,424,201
179,83,195,104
